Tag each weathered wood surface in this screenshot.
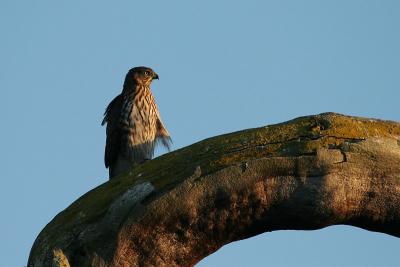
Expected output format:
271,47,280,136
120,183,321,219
28,113,400,267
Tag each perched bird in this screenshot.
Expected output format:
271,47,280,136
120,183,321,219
102,67,171,179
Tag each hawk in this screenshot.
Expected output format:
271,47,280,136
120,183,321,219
102,67,171,179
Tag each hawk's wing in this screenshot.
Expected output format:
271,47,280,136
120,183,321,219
156,118,172,151
102,94,123,168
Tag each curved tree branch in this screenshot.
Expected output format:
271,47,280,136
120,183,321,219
28,113,400,267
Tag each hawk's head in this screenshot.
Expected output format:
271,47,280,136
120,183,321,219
124,66,159,87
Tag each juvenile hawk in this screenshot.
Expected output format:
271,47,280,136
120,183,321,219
102,67,171,179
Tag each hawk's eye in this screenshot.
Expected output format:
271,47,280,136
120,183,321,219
144,71,150,76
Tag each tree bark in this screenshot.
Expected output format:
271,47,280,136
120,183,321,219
28,113,400,267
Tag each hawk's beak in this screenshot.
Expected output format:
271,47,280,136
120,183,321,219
153,73,159,80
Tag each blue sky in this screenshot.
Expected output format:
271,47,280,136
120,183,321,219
1,1,399,266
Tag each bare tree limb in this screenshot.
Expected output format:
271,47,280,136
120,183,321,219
28,113,400,267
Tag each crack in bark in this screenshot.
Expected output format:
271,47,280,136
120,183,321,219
227,135,366,155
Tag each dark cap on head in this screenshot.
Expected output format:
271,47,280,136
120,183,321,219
128,66,159,80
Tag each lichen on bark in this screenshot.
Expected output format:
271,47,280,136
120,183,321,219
28,113,400,267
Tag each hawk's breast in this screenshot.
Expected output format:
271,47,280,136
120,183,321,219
125,86,159,145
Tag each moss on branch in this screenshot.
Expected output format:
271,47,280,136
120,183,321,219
28,113,400,267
